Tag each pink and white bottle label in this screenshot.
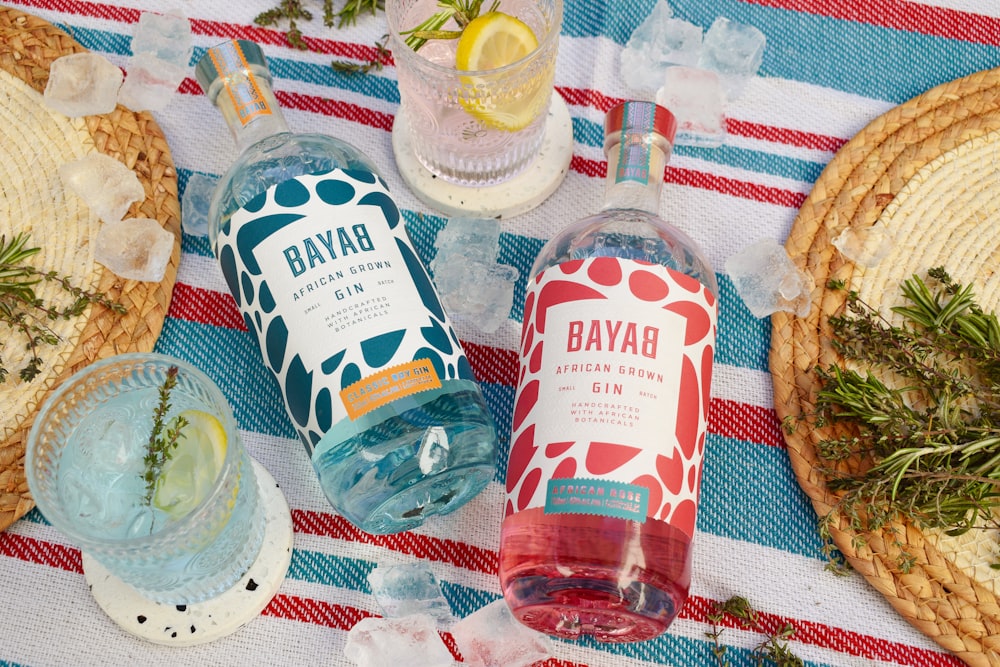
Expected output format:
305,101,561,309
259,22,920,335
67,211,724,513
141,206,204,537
505,257,717,539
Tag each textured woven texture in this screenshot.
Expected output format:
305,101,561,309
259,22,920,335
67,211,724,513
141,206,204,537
771,67,1000,665
0,7,180,531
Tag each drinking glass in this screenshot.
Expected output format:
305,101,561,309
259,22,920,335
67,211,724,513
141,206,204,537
388,0,563,186
26,353,265,605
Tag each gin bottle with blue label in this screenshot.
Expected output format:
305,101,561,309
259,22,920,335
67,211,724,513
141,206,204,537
195,40,497,535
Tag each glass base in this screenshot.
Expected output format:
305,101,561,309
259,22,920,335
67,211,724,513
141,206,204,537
82,458,293,647
391,93,573,219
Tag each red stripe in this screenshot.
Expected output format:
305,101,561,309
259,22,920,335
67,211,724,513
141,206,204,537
684,594,964,667
743,0,1000,47
293,509,500,575
570,155,806,208
14,0,834,208
168,281,246,330
167,283,786,448
0,533,960,667
557,87,845,152
262,592,374,630
262,594,590,666
0,532,83,573
2,529,960,666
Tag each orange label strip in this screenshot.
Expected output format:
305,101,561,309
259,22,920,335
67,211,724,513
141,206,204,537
339,359,442,420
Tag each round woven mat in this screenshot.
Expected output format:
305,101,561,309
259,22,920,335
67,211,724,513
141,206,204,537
771,66,1000,665
0,8,180,531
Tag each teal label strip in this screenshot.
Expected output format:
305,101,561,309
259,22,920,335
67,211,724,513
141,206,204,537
543,477,649,522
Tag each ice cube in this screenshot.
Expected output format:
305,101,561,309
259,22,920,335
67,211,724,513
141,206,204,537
344,614,454,667
656,66,727,148
469,264,519,334
60,153,145,223
118,52,187,111
698,16,766,100
434,261,519,332
367,562,454,622
432,217,501,267
451,599,551,667
182,172,219,237
43,52,123,117
831,225,894,268
75,405,144,471
132,10,193,69
433,259,492,312
94,217,175,282
620,0,703,94
725,237,813,318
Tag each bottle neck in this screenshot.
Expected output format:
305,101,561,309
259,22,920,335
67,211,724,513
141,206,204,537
207,67,290,153
600,130,670,215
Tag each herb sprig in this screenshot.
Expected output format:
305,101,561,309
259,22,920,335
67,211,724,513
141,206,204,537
142,365,189,506
400,0,499,51
706,596,803,667
0,233,125,383
255,0,383,51
802,268,1000,570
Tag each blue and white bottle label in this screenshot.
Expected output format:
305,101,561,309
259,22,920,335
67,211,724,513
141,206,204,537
217,168,471,449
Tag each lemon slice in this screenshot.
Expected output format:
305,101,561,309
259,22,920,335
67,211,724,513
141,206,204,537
455,11,546,131
152,409,227,519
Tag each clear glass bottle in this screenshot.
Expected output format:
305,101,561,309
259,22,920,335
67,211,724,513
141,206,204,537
195,40,498,535
498,101,718,642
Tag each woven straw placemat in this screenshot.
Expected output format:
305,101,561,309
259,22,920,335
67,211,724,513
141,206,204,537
0,8,181,532
771,67,1000,665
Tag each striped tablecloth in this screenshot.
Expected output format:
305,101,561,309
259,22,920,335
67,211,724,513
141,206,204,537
2,1,997,665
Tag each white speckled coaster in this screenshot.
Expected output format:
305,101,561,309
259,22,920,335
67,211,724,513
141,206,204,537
392,93,574,219
82,458,293,647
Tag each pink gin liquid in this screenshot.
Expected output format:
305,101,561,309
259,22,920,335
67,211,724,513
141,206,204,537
499,507,691,642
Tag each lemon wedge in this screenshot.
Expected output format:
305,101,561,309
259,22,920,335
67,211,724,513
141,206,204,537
455,11,547,131
152,409,227,519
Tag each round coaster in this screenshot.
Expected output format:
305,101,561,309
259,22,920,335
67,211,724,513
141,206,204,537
82,458,293,647
769,65,1000,664
392,93,574,219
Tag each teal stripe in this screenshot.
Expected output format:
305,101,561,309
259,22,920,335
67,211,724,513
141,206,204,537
716,275,771,371
173,244,772,377
289,548,374,590
568,0,1000,105
65,6,1000,110
152,320,815,560
572,117,826,184
153,319,297,441
700,434,824,559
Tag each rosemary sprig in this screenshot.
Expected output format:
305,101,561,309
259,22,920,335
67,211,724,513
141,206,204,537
706,596,803,667
810,268,1000,569
142,365,189,505
331,37,391,74
332,0,383,27
255,1,387,70
255,0,316,49
0,233,125,383
401,0,499,51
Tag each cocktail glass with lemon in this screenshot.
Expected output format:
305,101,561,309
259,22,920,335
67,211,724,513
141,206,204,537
388,0,563,187
25,353,281,614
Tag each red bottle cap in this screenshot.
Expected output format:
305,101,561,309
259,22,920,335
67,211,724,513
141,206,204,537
605,101,677,144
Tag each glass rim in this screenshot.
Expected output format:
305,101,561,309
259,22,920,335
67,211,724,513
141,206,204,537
25,352,244,550
386,0,563,77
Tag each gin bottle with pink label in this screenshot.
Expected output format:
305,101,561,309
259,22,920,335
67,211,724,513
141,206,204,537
499,101,718,642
